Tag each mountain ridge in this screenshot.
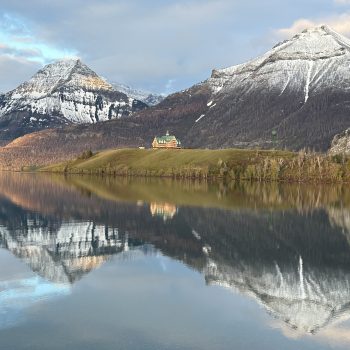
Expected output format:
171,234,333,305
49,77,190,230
111,82,165,106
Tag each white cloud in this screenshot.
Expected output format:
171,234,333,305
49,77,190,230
334,0,350,4
276,13,350,38
0,1,239,93
0,13,77,65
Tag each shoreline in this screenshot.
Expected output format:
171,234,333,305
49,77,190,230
37,148,350,184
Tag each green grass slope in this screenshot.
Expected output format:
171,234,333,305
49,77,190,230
40,147,350,183
42,148,291,177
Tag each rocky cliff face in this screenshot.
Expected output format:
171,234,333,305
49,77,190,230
0,59,147,144
329,128,350,155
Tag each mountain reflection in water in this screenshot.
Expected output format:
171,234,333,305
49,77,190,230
1,173,350,344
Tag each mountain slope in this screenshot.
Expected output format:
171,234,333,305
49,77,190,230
187,25,350,151
128,25,350,151
137,25,350,151
0,59,147,144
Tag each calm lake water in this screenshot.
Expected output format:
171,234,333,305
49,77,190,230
1,173,350,349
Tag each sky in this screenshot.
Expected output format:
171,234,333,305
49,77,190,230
1,0,350,94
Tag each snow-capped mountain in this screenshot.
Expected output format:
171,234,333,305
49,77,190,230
132,25,350,151
111,82,165,106
208,25,350,95
198,25,350,150
0,59,147,144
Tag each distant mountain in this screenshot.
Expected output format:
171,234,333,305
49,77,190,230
111,82,165,106
0,59,147,144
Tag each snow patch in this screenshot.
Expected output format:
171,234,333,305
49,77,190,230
304,61,313,103
192,230,201,240
195,114,205,123
202,245,212,255
279,76,290,96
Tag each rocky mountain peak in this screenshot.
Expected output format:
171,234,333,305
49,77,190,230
0,59,148,143
211,25,350,83
12,58,113,99
277,24,350,57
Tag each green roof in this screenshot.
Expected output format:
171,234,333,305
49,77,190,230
154,131,181,145
156,135,177,142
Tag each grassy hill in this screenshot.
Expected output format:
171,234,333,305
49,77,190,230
40,148,350,183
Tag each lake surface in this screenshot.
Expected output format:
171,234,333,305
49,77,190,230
1,173,350,349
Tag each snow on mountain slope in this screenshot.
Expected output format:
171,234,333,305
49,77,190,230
2,58,149,123
209,25,350,95
0,59,148,144
111,82,165,106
